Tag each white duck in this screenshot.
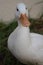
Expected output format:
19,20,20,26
8,3,43,65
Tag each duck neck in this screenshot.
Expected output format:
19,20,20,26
18,20,30,36
18,20,31,45
18,20,23,27
18,20,30,28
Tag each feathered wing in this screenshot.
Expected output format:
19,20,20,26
30,33,43,62
30,33,43,49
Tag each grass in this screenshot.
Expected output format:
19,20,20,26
0,15,43,65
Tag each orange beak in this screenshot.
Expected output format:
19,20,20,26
19,14,31,27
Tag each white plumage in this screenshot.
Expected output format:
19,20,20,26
8,3,43,65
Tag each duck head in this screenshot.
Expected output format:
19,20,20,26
16,3,31,27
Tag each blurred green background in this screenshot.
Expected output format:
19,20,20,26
0,15,43,65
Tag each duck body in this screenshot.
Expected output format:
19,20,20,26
8,3,43,65
8,25,43,65
8,26,31,63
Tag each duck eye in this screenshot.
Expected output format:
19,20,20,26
26,8,27,10
17,8,19,11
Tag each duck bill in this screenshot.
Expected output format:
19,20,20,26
19,14,31,27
